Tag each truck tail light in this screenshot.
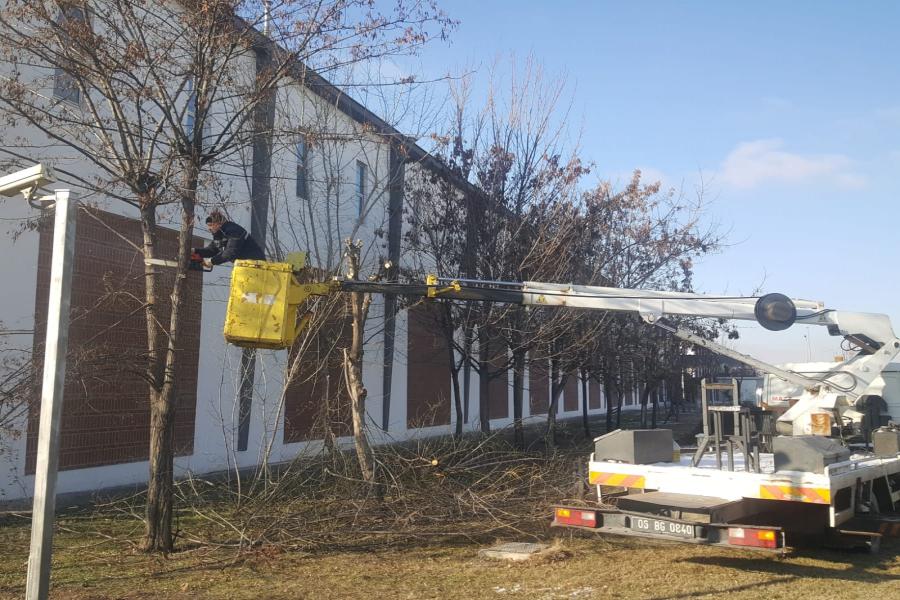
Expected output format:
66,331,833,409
727,527,779,549
554,507,599,528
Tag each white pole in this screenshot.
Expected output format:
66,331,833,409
25,190,77,600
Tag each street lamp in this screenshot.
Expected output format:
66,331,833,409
2,164,77,600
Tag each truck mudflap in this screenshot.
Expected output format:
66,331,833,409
552,506,786,554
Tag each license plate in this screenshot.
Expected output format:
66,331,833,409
629,516,696,539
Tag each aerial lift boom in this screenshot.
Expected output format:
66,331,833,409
223,260,900,552
338,275,900,435
224,262,900,436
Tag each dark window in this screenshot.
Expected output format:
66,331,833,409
184,77,210,149
184,77,197,134
296,138,308,199
53,6,88,105
185,77,196,138
356,160,367,217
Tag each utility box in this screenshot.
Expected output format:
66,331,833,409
773,436,851,473
872,427,900,457
593,429,675,464
224,260,300,349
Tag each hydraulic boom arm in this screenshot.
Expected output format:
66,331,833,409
225,261,900,435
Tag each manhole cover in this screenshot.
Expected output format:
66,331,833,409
479,542,549,561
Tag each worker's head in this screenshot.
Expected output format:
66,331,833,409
205,210,226,234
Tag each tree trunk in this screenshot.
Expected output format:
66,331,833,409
442,302,464,438
345,342,374,483
651,381,660,429
616,387,624,428
580,368,591,439
512,348,526,448
141,179,196,552
640,383,652,428
604,377,621,434
670,374,684,423
143,388,175,553
546,357,565,448
449,353,463,439
462,330,472,425
139,200,167,553
477,327,491,434
343,243,375,484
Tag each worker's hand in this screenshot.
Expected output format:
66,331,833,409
188,253,213,272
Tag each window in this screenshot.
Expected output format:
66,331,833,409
185,77,196,138
53,6,88,105
296,138,308,199
184,77,211,148
356,161,367,217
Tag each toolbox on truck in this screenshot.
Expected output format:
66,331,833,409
773,435,851,473
593,429,675,465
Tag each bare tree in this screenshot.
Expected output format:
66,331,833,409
406,59,591,446
0,0,452,552
342,239,377,484
574,171,721,434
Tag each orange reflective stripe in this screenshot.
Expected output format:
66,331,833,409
759,484,830,504
759,485,784,500
589,472,646,488
801,487,830,504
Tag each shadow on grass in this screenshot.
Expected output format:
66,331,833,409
644,545,900,600
646,575,799,600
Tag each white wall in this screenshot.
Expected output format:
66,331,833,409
0,196,41,501
0,4,619,503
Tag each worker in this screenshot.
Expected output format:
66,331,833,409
193,210,266,266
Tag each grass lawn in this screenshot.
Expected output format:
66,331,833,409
0,510,897,599
3,412,896,599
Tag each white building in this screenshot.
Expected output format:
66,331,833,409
0,1,613,504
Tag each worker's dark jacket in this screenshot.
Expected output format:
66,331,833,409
195,221,265,265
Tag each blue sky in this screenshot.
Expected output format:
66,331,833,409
399,0,900,363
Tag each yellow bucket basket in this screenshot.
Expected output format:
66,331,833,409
224,259,334,349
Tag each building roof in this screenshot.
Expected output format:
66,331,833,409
237,14,481,199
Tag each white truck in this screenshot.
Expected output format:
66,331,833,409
226,264,900,552
763,362,900,428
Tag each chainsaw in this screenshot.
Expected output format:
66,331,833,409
144,252,213,272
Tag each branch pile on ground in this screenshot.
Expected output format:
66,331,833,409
162,434,589,552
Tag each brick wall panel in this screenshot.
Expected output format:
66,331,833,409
589,378,603,409
482,335,508,420
26,209,201,473
528,353,549,415
563,374,579,412
283,312,352,443
406,304,451,429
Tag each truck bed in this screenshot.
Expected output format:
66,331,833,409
589,451,900,512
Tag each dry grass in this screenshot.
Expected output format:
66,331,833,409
2,416,896,598
0,511,897,600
